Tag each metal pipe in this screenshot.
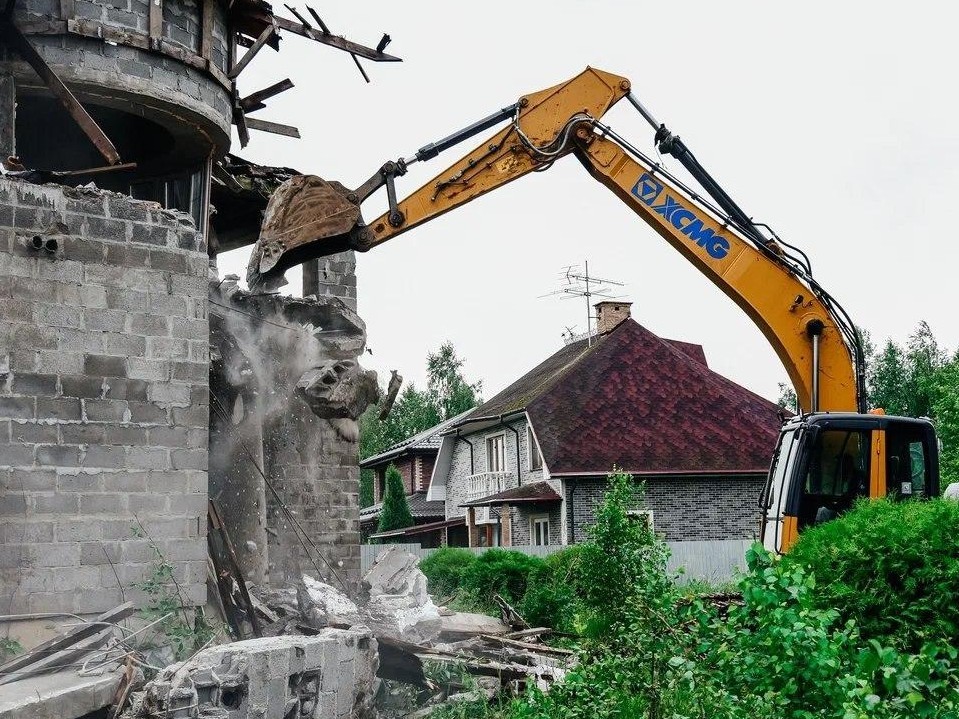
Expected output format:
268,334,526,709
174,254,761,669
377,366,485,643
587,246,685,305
409,103,519,164
626,92,660,131
455,430,474,474
499,415,522,487
807,319,825,412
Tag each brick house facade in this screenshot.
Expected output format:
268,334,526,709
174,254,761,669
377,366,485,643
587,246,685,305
426,302,784,547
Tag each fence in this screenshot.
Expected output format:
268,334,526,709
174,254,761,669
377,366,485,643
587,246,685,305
361,539,752,584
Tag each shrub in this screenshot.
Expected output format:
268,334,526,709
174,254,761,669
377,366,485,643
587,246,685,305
377,463,414,537
463,549,544,608
783,497,959,649
576,470,673,635
420,547,477,600
519,546,584,632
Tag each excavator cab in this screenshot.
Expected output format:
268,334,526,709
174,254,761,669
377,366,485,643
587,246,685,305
761,414,940,553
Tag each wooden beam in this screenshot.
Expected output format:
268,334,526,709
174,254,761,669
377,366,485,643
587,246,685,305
148,0,162,47
270,14,401,62
245,117,299,138
228,22,274,79
200,0,214,60
240,77,293,111
0,19,121,164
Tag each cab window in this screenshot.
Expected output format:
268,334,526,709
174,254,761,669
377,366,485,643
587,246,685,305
798,429,871,529
886,427,933,499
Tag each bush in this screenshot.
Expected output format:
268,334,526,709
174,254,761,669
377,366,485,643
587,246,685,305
463,549,544,608
420,548,477,600
519,546,584,632
784,497,959,649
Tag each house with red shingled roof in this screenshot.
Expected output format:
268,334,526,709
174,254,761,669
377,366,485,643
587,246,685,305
425,301,785,548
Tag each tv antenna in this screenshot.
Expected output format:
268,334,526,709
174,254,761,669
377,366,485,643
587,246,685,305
540,261,625,346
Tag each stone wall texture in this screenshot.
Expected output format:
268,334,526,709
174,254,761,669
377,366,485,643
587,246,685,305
0,177,209,614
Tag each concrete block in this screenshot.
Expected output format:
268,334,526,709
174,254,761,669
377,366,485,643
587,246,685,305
82,444,126,469
57,471,101,492
103,377,149,402
147,382,190,405
35,350,85,375
36,397,81,420
101,471,148,492
82,307,127,332
33,492,80,514
105,287,149,312
103,332,146,357
82,398,128,422
0,396,35,419
57,328,106,354
126,446,169,470
36,444,81,467
126,358,169,381
127,400,168,423
10,372,58,397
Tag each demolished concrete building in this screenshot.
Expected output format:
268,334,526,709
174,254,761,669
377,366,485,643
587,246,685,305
0,0,399,648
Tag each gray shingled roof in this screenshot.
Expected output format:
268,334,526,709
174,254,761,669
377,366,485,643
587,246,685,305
359,407,475,469
359,491,447,524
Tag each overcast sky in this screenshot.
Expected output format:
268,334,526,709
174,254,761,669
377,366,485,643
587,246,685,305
218,0,959,404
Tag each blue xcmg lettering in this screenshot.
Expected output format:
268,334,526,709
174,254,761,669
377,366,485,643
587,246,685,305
652,196,730,260
631,173,730,260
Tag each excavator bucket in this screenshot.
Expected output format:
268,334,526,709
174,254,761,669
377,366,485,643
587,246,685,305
246,175,367,289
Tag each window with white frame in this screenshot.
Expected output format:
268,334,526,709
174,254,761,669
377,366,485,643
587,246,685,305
530,515,550,546
627,509,654,532
486,434,506,473
527,426,543,472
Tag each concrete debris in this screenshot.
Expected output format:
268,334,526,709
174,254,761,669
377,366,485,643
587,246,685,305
122,630,378,719
302,576,363,624
362,547,443,645
438,612,510,641
0,666,129,719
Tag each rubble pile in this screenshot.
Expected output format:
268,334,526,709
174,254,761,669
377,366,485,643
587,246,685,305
0,549,573,719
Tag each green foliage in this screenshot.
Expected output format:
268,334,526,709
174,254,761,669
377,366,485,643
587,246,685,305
427,342,483,421
377,464,414,536
777,382,798,412
931,359,959,487
0,637,23,662
463,549,544,609
135,526,216,661
576,470,673,635
518,546,584,633
783,498,959,650
419,548,478,600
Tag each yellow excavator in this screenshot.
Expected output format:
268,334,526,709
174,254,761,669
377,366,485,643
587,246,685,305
246,67,940,552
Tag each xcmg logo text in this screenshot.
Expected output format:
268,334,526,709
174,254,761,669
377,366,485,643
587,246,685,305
631,173,730,260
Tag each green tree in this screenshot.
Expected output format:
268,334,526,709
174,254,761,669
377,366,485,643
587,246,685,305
869,339,910,414
930,356,959,487
377,464,414,537
426,342,483,420
777,382,798,412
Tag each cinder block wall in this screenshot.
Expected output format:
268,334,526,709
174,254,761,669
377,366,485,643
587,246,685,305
0,177,209,614
568,474,766,543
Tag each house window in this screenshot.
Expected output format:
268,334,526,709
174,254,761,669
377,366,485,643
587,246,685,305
486,434,506,473
530,515,550,546
527,426,543,471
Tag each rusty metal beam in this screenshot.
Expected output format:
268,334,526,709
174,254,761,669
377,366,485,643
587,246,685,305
0,18,121,165
228,21,275,79
245,117,299,138
240,77,293,112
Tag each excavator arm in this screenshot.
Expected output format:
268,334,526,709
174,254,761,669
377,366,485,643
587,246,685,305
247,67,861,414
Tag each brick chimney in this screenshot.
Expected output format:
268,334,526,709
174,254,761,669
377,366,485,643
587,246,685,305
595,301,632,333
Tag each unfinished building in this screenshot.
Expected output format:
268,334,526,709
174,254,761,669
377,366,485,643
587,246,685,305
0,0,398,640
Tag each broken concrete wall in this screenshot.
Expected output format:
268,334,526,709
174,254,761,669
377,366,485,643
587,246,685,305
209,280,376,594
0,177,209,616
124,629,378,719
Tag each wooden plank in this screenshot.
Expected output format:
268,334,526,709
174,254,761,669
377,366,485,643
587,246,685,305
148,0,162,46
479,634,575,657
228,22,274,79
245,117,299,138
0,603,132,680
0,19,121,165
199,0,214,61
0,628,113,685
271,14,401,62
240,77,293,112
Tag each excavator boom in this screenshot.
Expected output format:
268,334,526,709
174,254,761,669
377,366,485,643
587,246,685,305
247,66,857,414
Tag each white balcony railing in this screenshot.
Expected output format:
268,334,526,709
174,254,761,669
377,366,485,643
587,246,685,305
467,471,511,500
